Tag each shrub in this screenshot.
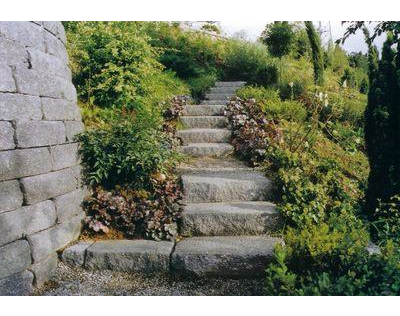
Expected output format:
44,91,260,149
222,40,278,86
187,73,217,100
260,22,294,59
66,22,188,110
236,86,307,122
77,120,181,191
305,21,324,85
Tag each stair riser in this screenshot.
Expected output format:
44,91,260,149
182,105,224,116
178,145,233,158
180,116,227,129
177,130,230,145
182,179,272,203
205,93,234,100
171,236,279,278
209,87,238,94
215,82,246,87
200,100,228,105
181,212,282,236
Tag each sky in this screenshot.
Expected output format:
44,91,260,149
218,21,385,54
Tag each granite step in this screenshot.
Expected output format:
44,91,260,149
209,86,239,94
180,116,228,129
205,93,234,100
171,235,280,278
178,143,234,158
181,170,273,203
182,104,224,116
214,81,246,87
177,128,230,145
177,157,251,173
200,100,228,105
181,201,282,237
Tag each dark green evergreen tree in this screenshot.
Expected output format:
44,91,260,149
305,21,324,85
364,32,400,217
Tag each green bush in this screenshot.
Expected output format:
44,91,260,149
236,86,306,122
222,40,278,86
77,120,180,191
187,73,217,100
66,22,188,111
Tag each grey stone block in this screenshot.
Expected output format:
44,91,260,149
0,121,15,150
14,66,77,101
0,200,57,246
62,241,94,266
200,100,228,105
180,116,227,129
29,252,58,287
85,240,174,273
181,201,281,237
0,148,52,181
214,81,246,87
44,30,68,63
0,63,16,92
50,143,79,171
0,240,31,279
56,23,67,45
0,37,29,67
205,93,233,100
41,97,76,121
42,22,58,36
182,170,273,203
27,212,84,262
171,236,280,278
179,143,234,158
0,93,42,121
28,49,71,79
54,188,84,223
182,104,224,116
64,121,84,141
0,270,33,296
71,164,84,188
15,121,66,148
0,22,45,51
177,128,230,145
21,168,77,205
0,180,23,213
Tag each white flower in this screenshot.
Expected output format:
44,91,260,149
342,80,347,88
288,82,294,88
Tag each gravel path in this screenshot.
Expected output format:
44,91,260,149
34,262,265,296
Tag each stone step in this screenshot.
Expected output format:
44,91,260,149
181,170,273,203
200,100,228,105
177,157,251,173
178,143,234,158
64,240,175,273
171,236,280,277
205,93,234,100
181,201,282,237
177,128,230,145
182,104,224,116
215,81,246,87
209,87,238,94
180,116,227,129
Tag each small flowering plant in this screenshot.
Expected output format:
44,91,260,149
224,97,282,165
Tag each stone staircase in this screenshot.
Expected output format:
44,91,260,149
172,81,282,277
62,81,282,279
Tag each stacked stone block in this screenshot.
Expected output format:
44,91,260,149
0,21,85,295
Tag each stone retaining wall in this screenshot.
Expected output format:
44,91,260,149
0,21,85,295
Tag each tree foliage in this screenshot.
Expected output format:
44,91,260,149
305,21,324,85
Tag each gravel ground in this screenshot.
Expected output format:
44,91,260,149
33,262,265,296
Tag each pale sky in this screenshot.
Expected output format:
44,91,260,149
219,21,385,54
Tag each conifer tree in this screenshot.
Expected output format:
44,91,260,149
364,32,400,216
305,21,324,85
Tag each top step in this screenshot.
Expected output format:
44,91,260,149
214,81,246,87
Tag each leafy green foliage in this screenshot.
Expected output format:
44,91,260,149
261,22,295,59
222,40,278,86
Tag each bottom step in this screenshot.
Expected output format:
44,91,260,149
172,236,281,278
